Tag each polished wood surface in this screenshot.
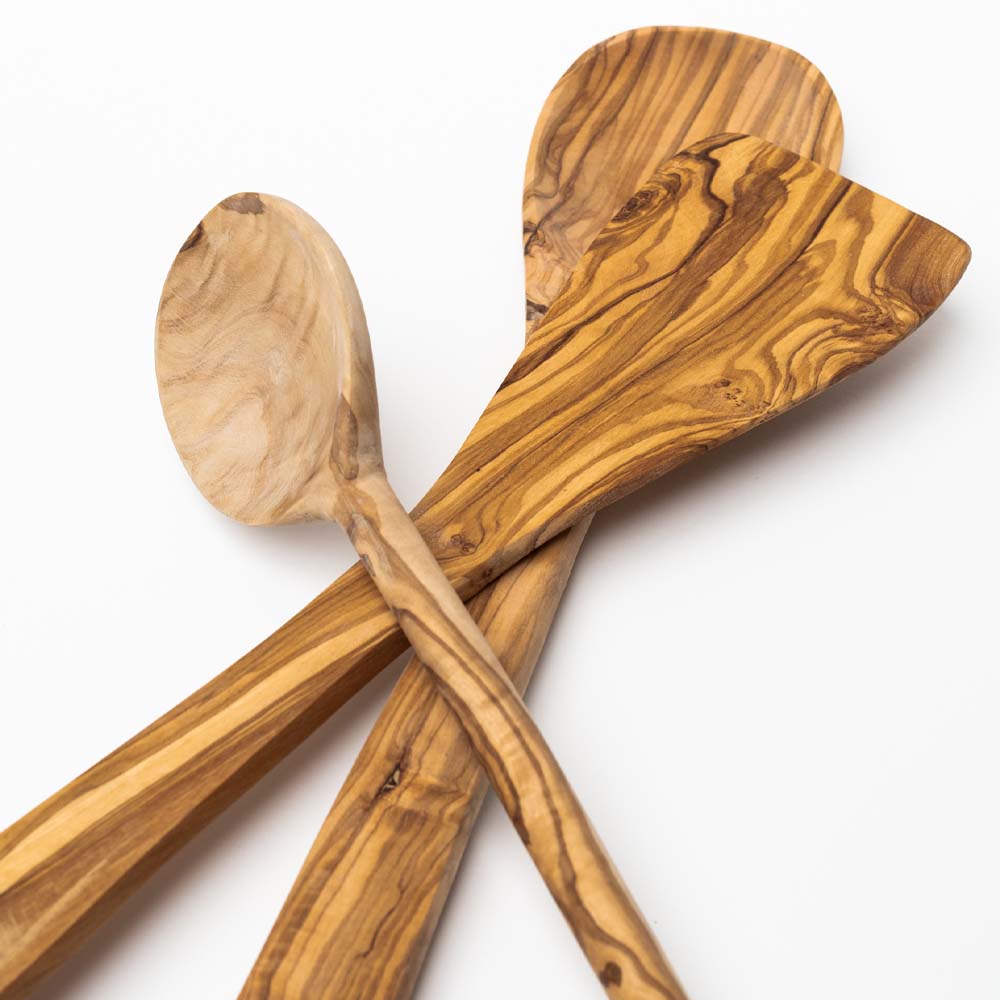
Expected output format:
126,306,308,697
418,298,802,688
157,191,682,997
243,27,846,1000
0,70,965,1000
522,26,843,314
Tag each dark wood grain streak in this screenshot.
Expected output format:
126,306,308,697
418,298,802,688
242,27,847,1000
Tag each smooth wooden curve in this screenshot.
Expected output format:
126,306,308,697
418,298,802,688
0,133,965,1000
242,26,846,1000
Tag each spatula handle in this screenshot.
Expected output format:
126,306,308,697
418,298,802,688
332,471,685,1000
0,560,405,998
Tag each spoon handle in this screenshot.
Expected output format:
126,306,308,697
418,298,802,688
239,519,591,999
335,471,686,1000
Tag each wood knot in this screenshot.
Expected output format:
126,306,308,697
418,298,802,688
612,186,656,222
220,192,265,215
179,221,204,253
375,751,408,799
525,299,549,323
723,384,745,406
599,962,622,987
449,533,477,555
523,221,547,255
711,377,747,406
857,300,897,331
376,763,403,797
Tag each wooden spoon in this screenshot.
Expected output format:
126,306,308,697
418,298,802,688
0,28,840,998
0,134,964,1000
243,27,845,1000
156,193,682,998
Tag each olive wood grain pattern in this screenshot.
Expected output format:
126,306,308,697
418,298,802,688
0,130,966,996
521,26,843,314
242,26,845,1000
157,191,681,998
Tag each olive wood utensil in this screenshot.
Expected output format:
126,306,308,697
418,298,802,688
155,193,681,998
241,27,844,1000
0,131,965,997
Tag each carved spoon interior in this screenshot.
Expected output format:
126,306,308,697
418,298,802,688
155,193,682,999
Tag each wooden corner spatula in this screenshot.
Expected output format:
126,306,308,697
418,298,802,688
212,136,969,1000
393,129,966,610
212,138,969,1000
0,75,967,1000
243,27,846,1000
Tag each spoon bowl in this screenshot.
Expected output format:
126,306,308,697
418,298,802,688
156,193,379,525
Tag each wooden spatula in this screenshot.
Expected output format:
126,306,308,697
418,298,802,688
0,130,967,996
241,27,845,1000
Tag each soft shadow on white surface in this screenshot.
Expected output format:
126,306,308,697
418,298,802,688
590,307,963,540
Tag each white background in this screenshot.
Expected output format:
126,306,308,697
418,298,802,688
1,2,996,997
